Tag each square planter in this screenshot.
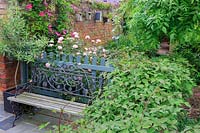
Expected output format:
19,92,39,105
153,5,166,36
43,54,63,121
3,87,21,113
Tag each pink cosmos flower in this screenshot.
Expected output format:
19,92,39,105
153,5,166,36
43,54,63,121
39,11,46,17
71,32,79,38
26,4,33,10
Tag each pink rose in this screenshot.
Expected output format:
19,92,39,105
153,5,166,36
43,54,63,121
25,4,33,10
45,63,51,68
39,11,45,17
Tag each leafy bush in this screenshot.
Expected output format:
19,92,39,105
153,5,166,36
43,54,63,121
0,1,47,62
117,0,200,55
79,54,196,132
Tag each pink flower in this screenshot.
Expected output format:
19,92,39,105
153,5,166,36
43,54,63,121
85,35,91,40
71,32,79,38
91,40,95,43
55,32,61,37
48,24,53,33
39,11,46,17
26,4,33,10
72,45,78,49
63,30,67,35
57,40,63,44
47,12,53,17
45,63,51,68
43,0,48,7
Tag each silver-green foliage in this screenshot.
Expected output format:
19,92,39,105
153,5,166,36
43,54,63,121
0,1,47,62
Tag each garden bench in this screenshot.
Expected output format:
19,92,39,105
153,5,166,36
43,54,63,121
7,52,114,125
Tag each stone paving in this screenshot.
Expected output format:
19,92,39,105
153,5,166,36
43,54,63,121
0,99,48,133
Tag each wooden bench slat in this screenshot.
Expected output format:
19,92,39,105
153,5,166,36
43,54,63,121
8,93,86,116
22,92,87,107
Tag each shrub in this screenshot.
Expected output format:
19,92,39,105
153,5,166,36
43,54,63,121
81,55,196,132
116,0,200,55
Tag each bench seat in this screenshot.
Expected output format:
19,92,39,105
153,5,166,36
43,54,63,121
8,92,87,116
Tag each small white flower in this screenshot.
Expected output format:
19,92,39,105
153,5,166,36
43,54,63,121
77,63,81,65
73,32,79,36
58,45,63,50
49,43,54,47
58,36,64,41
72,44,78,49
93,51,97,55
84,48,88,51
102,48,106,52
91,40,95,43
74,34,79,38
76,52,81,55
85,35,91,40
83,52,87,56
96,39,102,43
45,62,51,68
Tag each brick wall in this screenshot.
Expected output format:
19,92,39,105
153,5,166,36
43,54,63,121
73,21,113,44
0,0,7,18
0,57,20,91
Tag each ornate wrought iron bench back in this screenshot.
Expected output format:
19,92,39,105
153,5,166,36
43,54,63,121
8,52,114,125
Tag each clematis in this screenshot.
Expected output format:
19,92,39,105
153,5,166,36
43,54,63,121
39,11,45,17
26,4,33,10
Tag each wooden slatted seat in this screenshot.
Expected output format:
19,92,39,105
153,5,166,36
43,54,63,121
8,92,87,116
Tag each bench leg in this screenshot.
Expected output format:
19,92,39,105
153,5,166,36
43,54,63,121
11,102,24,127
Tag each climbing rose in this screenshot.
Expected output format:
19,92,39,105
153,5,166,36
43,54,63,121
58,46,63,50
39,11,45,17
45,63,50,68
72,45,78,49
25,4,33,10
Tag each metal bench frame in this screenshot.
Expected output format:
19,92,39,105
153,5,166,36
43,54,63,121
8,52,114,126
